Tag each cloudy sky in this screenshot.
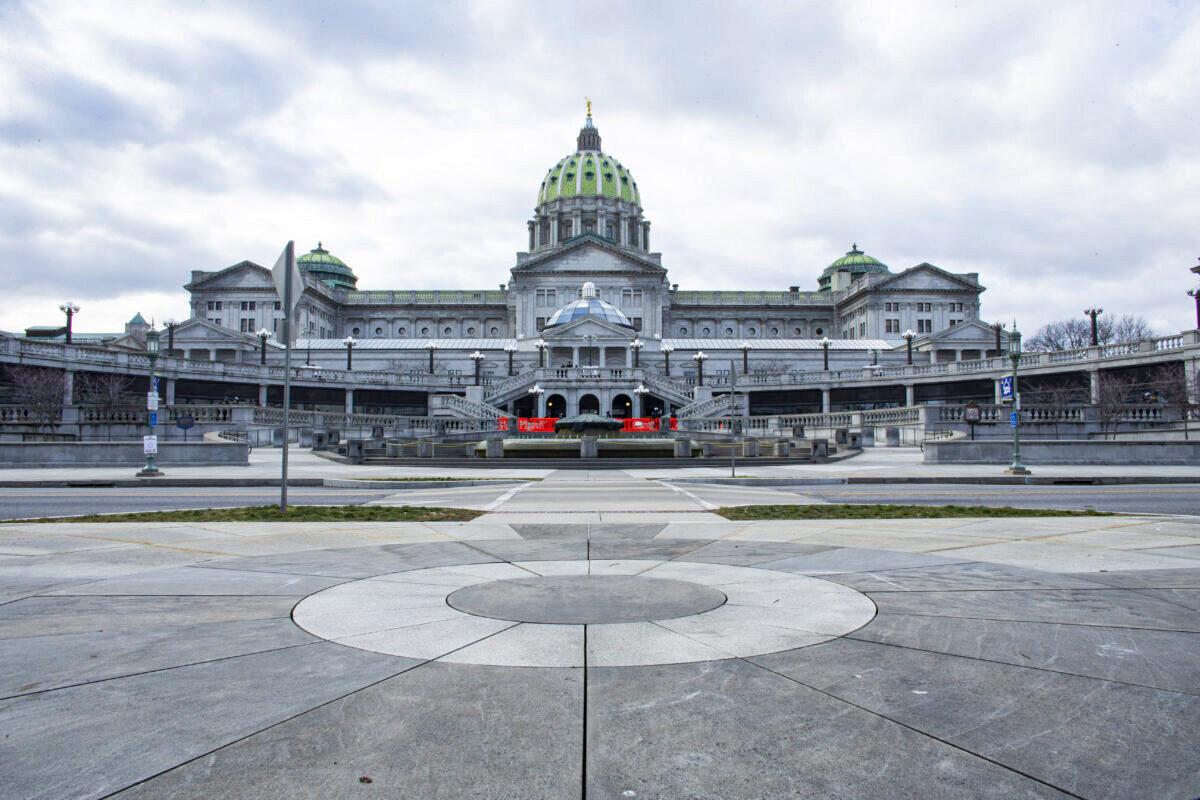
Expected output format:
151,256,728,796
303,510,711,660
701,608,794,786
1,0,1198,337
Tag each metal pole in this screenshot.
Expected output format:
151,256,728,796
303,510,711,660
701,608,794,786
1008,352,1029,475
730,360,737,478
281,241,294,512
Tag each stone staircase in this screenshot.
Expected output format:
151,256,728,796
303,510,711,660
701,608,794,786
676,393,736,420
430,394,508,420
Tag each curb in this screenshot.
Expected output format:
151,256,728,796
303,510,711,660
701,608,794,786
668,476,1200,487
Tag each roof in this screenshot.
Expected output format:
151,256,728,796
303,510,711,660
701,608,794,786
818,244,889,290
544,282,634,329
297,242,357,290
128,312,147,325
537,115,641,206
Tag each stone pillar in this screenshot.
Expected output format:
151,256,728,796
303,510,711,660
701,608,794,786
617,212,626,245
572,209,582,238
62,370,74,405
580,436,597,458
165,379,176,405
993,379,1003,404
597,208,607,238
674,439,691,458
1089,370,1100,404
209,349,217,361
485,439,504,458
550,213,559,246
1185,358,1199,405
625,347,632,367
572,346,580,366
258,384,268,407
345,388,355,413
905,384,915,406
538,392,547,417
821,388,831,413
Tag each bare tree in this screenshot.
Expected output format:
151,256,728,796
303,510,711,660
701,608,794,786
1145,364,1194,440
76,372,139,440
4,366,67,436
1026,314,1157,352
1094,371,1137,439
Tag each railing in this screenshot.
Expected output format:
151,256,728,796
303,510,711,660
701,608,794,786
343,289,507,305
677,393,735,419
483,372,536,401
431,394,507,419
639,371,694,401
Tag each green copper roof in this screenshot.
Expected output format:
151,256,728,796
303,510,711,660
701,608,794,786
128,312,147,325
297,242,358,290
538,151,641,206
818,244,889,291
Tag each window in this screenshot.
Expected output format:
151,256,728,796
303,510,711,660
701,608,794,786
679,327,688,335
535,288,557,306
273,319,279,332
917,319,932,333
490,327,498,335
443,326,452,335
467,327,475,335
771,327,779,336
398,327,407,335
352,327,360,335
206,301,222,311
239,319,250,332
208,318,220,325
702,327,711,336
274,301,281,310
536,317,546,331
421,327,429,335
620,288,643,307
375,327,383,336
239,301,256,311
949,319,957,327
632,317,643,331
815,327,823,336
725,327,733,336
859,322,866,336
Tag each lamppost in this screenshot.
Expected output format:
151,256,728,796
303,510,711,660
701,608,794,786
470,350,485,385
630,337,644,368
903,329,915,365
992,321,1005,355
739,341,751,375
426,341,436,374
528,383,544,417
634,383,649,417
504,342,518,376
1006,324,1030,475
869,348,878,366
304,325,316,366
342,336,356,370
137,328,163,478
535,338,548,368
257,328,271,365
583,334,598,366
164,319,177,356
692,351,708,386
59,302,79,344
661,342,673,376
1187,286,1200,330
1084,307,1103,346
820,336,831,371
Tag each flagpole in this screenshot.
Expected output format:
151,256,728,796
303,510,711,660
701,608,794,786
730,360,737,478
281,240,294,511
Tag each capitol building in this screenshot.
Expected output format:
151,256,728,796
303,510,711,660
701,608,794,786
173,108,1004,418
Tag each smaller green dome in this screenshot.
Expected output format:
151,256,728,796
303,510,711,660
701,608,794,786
297,242,358,290
818,244,888,291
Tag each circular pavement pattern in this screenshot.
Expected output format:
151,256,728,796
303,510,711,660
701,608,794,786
292,559,877,667
447,574,728,624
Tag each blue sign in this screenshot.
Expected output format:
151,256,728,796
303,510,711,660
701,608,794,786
1010,412,1018,428
999,374,1014,402
153,376,160,392
149,411,157,427
175,414,195,430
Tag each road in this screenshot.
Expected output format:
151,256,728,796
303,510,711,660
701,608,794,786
1,477,1197,519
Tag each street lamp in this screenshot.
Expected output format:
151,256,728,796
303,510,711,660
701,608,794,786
1006,324,1030,475
304,325,316,366
164,319,177,356
504,342,518,376
1084,307,1103,346
692,351,708,386
535,338,548,368
1187,286,1200,330
425,341,436,374
257,328,271,365
739,341,751,375
137,328,163,478
59,302,79,345
583,334,598,366
903,329,915,365
470,350,485,385
528,383,545,417
661,342,673,376
634,383,649,417
820,336,831,371
630,337,644,368
342,335,356,370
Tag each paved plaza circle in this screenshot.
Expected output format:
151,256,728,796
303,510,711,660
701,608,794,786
292,560,877,667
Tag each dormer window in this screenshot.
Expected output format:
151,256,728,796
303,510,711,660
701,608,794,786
585,172,594,180
565,172,575,180
605,173,613,181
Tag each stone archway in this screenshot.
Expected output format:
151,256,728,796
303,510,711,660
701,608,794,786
546,393,567,418
611,393,632,418
578,393,600,414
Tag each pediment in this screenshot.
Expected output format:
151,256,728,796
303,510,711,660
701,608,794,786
924,319,997,343
174,318,248,343
186,261,275,291
512,239,665,276
541,315,635,339
872,264,982,293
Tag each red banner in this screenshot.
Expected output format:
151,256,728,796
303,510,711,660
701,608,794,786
517,417,557,432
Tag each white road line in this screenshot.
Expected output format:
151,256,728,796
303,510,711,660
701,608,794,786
483,481,536,511
658,481,717,510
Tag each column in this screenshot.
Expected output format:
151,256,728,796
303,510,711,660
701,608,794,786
821,388,831,413
209,349,217,362
625,346,632,368
538,392,547,417
258,385,268,407
572,346,580,366
550,213,559,246
1185,358,1198,405
345,389,355,414
165,379,176,406
572,209,582,237
905,384,915,407
62,370,74,406
993,379,1002,404
597,208,607,239
1089,370,1100,404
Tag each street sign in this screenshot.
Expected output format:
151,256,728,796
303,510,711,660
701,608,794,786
149,412,157,427
1009,412,1018,428
963,402,982,423
152,376,160,393
143,435,158,454
999,374,1014,402
175,414,195,430
147,392,159,411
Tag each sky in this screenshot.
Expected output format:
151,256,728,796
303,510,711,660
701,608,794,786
1,0,1198,337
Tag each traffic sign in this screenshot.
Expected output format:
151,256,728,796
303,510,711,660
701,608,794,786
999,374,1014,402
147,392,159,411
1009,412,1018,428
149,411,157,427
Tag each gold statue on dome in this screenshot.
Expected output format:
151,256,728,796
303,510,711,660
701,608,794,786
586,97,592,117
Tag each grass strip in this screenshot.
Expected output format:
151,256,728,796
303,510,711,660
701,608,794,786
715,504,1113,520
356,477,542,482
29,505,485,523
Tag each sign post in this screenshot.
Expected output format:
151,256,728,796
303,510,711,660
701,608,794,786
963,401,981,440
272,241,303,511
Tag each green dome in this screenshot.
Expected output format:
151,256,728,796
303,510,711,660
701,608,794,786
297,242,358,291
818,244,889,291
537,116,641,206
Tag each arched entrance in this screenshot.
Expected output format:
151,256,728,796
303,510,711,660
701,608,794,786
578,393,600,414
642,394,666,419
611,393,632,418
546,393,566,418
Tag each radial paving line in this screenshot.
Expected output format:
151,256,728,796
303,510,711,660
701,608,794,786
482,481,537,511
656,480,718,510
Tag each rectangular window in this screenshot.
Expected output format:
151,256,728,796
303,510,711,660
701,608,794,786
208,317,220,325
859,322,866,336
536,317,546,331
535,288,557,307
274,301,282,311
621,288,643,307
240,301,247,311
633,317,643,331
949,319,957,327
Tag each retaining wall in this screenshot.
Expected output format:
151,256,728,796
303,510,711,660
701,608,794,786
0,441,251,468
923,439,1200,466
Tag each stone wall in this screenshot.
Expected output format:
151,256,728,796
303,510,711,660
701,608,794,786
0,441,250,468
923,439,1200,465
